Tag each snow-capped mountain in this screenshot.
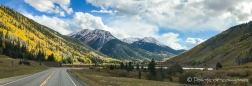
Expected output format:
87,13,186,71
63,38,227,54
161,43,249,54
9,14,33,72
121,37,141,44
140,37,166,47
122,37,166,47
70,29,116,49
130,37,185,55
70,29,185,61
70,29,166,61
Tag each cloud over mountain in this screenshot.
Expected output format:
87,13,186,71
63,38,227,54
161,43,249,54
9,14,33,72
14,0,252,50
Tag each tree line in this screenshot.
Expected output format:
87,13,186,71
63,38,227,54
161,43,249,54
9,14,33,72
0,30,56,62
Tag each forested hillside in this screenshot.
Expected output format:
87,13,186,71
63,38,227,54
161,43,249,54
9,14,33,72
0,5,118,63
167,21,252,67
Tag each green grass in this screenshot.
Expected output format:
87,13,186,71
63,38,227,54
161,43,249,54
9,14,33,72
69,69,183,86
0,55,48,79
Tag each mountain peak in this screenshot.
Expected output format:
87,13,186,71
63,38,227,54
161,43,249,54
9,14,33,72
141,37,166,47
70,29,116,49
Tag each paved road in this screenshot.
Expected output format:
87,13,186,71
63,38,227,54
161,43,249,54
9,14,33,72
0,68,88,86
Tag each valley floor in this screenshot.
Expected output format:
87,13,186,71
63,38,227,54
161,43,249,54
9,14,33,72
69,68,183,86
69,65,252,86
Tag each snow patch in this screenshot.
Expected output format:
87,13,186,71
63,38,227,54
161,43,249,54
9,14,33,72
121,37,141,44
141,37,166,47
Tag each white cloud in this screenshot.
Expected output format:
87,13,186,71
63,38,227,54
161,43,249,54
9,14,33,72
186,37,205,45
73,12,104,30
24,0,73,16
22,11,185,50
23,13,71,35
156,32,186,50
83,0,252,50
86,0,252,32
91,10,115,14
71,12,185,50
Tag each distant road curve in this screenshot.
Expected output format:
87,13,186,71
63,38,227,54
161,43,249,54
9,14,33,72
0,68,88,86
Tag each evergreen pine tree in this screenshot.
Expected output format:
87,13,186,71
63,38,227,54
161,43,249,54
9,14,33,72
216,62,222,70
160,65,165,81
120,62,124,69
148,59,156,76
136,63,139,70
138,70,141,79
129,62,133,71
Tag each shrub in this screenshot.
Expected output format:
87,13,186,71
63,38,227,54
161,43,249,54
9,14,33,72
23,60,30,65
245,69,252,77
202,71,215,79
117,70,128,77
19,60,23,65
19,60,30,65
62,58,68,64
138,70,141,79
179,72,196,84
77,58,84,63
215,70,227,78
67,58,73,64
227,70,238,77
238,70,248,77
89,67,96,70
248,75,252,84
167,63,183,75
216,62,222,70
171,76,179,82
109,65,114,70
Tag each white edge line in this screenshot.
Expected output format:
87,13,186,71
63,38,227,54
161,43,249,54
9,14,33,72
0,69,51,86
65,70,77,86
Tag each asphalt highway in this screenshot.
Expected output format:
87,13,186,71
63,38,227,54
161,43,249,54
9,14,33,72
0,68,88,86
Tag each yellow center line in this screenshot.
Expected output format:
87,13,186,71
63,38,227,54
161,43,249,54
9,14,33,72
40,70,56,86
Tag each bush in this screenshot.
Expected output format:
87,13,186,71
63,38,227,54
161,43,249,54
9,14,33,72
201,71,215,79
227,69,252,78
245,69,252,77
77,58,84,63
248,75,252,84
89,67,96,70
227,70,238,77
110,65,114,70
171,76,179,82
167,63,183,75
179,72,201,85
117,70,128,77
62,58,68,64
23,60,30,65
19,60,30,65
67,58,73,64
216,62,222,70
19,60,22,65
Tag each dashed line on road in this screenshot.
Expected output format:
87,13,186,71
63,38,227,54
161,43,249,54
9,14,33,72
40,70,56,86
66,70,76,86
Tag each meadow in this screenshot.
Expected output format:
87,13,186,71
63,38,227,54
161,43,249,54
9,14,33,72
0,55,48,79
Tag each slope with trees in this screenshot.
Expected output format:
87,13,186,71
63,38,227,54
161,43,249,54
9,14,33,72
0,5,118,63
167,21,252,67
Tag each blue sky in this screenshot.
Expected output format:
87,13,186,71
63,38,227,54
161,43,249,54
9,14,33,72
0,0,252,50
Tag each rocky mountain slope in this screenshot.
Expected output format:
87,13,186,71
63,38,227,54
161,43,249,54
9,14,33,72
70,29,175,62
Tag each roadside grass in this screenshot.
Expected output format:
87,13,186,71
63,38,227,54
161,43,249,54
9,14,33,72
0,55,48,79
69,69,184,86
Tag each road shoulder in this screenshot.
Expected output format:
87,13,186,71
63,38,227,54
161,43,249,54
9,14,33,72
66,69,89,86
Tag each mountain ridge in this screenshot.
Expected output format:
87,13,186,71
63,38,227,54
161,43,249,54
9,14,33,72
0,5,118,63
167,21,252,67
70,29,185,61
